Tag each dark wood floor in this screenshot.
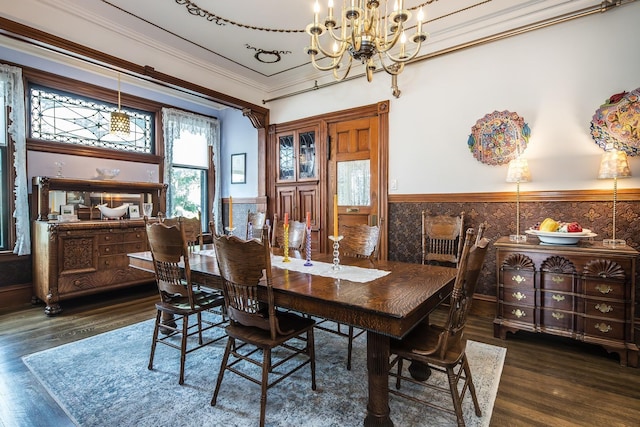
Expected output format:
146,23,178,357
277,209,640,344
1,286,639,427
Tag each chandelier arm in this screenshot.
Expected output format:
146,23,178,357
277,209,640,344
383,40,423,63
310,54,342,72
374,28,403,54
311,34,349,59
332,56,353,81
378,57,405,75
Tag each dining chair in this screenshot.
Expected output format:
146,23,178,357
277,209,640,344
271,214,306,251
246,210,267,240
315,223,381,370
160,211,203,251
144,218,226,385
211,230,317,427
422,210,465,267
389,224,489,427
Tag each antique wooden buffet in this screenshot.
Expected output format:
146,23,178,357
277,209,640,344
494,236,638,367
31,177,167,315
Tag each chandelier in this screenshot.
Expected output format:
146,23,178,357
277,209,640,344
305,0,428,97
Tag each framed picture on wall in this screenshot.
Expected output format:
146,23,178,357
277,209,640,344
231,153,246,184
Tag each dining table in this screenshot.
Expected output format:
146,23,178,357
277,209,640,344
128,245,457,426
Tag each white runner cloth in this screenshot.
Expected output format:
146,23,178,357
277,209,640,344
194,250,390,283
270,255,390,283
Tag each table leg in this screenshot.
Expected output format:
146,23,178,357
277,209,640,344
364,331,393,427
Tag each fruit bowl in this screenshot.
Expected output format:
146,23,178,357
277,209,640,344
96,168,120,180
525,229,597,245
97,203,129,219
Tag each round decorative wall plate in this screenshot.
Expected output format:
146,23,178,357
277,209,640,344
468,110,530,165
590,87,640,156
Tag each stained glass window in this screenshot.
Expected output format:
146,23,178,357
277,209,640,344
29,85,154,153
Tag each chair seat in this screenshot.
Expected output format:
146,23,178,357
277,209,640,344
226,310,316,347
156,289,224,314
391,323,466,365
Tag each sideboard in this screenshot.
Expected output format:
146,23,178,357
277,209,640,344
494,236,638,367
31,177,167,315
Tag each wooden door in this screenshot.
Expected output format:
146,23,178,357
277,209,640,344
328,116,379,232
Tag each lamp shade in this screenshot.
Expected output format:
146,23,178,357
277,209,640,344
598,149,631,179
110,111,130,135
506,157,531,183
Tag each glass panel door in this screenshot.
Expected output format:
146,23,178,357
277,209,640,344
278,134,295,181
298,131,316,180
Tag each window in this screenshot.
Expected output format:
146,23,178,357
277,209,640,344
163,108,220,232
170,131,209,221
29,85,154,153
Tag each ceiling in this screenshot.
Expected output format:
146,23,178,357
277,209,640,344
1,0,612,100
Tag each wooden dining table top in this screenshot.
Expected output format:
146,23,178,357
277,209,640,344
128,245,457,339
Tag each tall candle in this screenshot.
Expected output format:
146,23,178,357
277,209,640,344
306,211,311,229
333,194,338,236
284,212,289,226
229,196,233,229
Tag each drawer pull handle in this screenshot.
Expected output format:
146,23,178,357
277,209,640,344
105,236,111,241
512,274,526,284
594,323,612,333
105,260,110,265
551,276,564,284
512,292,526,301
595,303,613,314
552,312,564,320
552,294,565,302
511,309,526,318
105,247,110,252
595,284,613,294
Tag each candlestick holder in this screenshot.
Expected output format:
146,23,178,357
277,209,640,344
328,235,343,270
225,226,236,236
283,224,291,262
304,226,313,266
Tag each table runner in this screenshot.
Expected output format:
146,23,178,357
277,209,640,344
270,255,389,283
194,249,390,283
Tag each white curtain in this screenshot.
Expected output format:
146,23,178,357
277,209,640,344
161,107,221,232
0,64,29,255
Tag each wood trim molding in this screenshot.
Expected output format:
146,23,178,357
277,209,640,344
0,16,268,116
224,196,267,205
390,188,640,203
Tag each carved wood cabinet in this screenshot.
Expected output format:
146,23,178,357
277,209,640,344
31,177,167,315
269,122,324,252
494,237,638,367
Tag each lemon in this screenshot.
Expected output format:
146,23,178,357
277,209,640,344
539,218,559,232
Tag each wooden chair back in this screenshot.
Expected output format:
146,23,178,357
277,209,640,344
271,214,306,251
422,211,465,266
339,224,381,260
434,223,489,359
145,219,196,309
213,232,289,340
160,212,203,250
246,211,267,240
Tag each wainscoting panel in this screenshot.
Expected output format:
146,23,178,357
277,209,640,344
387,190,640,320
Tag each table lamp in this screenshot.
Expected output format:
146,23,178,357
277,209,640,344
597,148,631,247
506,157,531,242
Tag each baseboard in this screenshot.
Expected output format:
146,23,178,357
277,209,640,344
0,283,32,310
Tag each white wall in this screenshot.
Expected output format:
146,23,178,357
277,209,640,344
219,108,259,198
267,3,640,194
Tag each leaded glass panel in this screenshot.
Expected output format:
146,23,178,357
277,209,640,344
29,85,154,153
298,131,316,179
279,134,294,180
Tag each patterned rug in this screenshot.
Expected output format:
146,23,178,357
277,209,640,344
23,318,506,427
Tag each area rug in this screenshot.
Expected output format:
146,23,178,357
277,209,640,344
23,318,506,427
